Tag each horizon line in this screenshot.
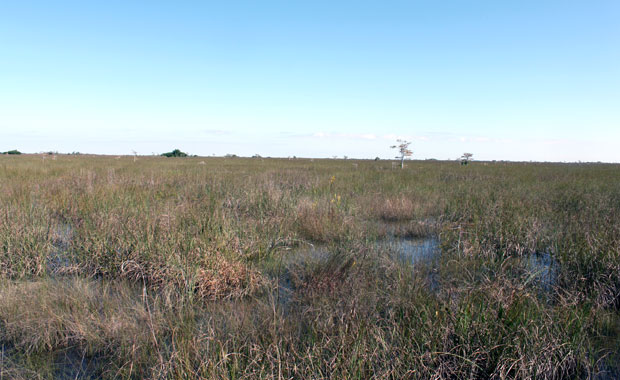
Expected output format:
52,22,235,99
3,151,618,165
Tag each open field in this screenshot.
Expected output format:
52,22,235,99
1,155,619,379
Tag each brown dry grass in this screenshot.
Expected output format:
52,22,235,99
195,258,265,301
0,278,162,354
0,155,618,379
295,197,357,243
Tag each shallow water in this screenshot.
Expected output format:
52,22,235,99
525,251,558,292
53,349,102,380
384,237,440,265
274,237,441,308
594,315,620,380
47,223,74,275
378,236,441,293
0,343,101,380
275,245,331,309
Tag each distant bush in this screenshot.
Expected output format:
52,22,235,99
161,149,188,157
2,150,21,155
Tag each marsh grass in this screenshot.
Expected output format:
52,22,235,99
0,155,618,378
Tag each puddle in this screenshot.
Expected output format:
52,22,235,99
0,344,102,380
272,237,441,308
53,349,102,380
47,223,75,275
378,236,441,292
524,252,558,292
381,237,440,265
275,245,331,310
595,362,620,380
594,314,620,380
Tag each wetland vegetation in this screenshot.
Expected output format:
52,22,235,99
0,155,618,379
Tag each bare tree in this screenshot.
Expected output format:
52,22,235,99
460,152,473,165
391,140,412,169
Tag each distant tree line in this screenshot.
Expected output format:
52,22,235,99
1,150,21,155
161,149,188,157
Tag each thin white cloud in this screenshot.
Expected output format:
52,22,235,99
360,133,377,140
202,129,233,136
310,132,378,140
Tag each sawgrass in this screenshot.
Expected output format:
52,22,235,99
0,155,618,379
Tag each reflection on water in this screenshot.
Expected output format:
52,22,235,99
274,237,441,308
276,245,330,310
594,314,620,380
384,237,441,265
53,349,102,380
379,236,441,292
47,223,74,275
525,252,557,292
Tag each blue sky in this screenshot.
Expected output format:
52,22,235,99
1,1,618,161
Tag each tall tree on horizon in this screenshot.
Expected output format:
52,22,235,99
391,140,412,169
